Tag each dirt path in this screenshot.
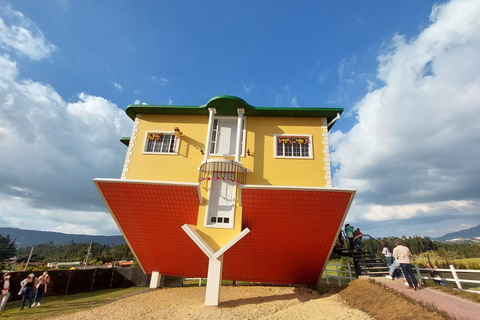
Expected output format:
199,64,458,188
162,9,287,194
49,286,373,320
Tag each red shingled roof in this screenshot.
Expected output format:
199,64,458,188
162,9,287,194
223,187,354,286
95,180,354,286
95,180,208,277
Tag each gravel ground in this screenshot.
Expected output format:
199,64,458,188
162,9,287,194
49,286,373,320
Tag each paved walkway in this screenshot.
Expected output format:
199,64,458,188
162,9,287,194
372,276,480,320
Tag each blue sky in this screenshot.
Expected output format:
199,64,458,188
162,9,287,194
1,0,479,239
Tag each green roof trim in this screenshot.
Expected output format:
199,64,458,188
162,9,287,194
125,95,343,124
120,137,130,147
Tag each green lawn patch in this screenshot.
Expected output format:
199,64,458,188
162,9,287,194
0,287,148,320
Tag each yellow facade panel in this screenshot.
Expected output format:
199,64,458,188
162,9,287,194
124,112,329,250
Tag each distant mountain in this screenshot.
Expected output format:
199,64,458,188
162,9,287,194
433,224,480,242
0,227,125,247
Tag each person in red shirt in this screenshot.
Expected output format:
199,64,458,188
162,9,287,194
353,228,364,250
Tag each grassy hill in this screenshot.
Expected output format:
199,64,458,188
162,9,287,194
433,224,480,242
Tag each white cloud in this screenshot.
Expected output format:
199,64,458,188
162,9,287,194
331,0,480,236
0,6,56,60
133,99,148,105
113,82,123,91
151,76,168,86
338,55,357,84
317,71,328,85
242,82,255,95
167,98,173,105
290,96,298,107
0,54,132,235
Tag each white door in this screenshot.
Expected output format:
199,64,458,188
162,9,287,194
216,119,238,155
207,179,236,228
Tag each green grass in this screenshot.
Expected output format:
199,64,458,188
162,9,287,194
0,287,148,320
415,253,480,267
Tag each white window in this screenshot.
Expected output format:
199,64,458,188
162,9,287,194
143,132,180,154
274,134,313,159
205,179,236,228
209,117,246,157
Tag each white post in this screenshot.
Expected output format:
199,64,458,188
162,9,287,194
24,246,34,271
450,265,463,289
150,271,162,289
235,108,244,162
325,268,329,285
414,264,423,285
199,278,202,286
204,107,216,162
205,255,224,306
347,263,353,281
84,241,92,270
335,262,341,286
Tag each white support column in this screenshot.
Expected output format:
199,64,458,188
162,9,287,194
235,108,245,163
149,271,162,288
204,107,217,162
205,254,224,306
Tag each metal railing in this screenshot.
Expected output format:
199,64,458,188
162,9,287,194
337,231,383,255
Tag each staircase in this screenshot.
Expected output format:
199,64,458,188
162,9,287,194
350,250,390,277
333,232,390,278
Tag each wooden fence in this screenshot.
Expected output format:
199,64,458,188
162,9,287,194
322,262,354,286
414,264,480,294
322,263,480,294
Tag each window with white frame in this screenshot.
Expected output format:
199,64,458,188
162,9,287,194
209,117,246,157
143,132,180,154
274,134,313,158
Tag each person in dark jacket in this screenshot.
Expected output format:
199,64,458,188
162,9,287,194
19,273,35,310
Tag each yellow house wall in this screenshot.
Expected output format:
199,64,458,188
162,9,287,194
126,114,208,182
124,114,328,251
125,114,242,251
241,117,327,187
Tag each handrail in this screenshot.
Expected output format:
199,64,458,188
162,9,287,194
361,234,383,258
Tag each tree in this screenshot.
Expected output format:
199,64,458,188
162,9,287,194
0,234,17,260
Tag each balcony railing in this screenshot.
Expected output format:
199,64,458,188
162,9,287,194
198,159,250,184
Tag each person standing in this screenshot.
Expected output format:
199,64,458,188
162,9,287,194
344,224,355,250
393,240,419,291
353,228,364,250
34,271,50,306
382,241,393,266
19,273,35,310
0,272,13,315
382,242,400,279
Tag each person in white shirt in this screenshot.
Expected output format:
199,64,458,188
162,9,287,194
0,272,13,314
382,241,401,280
